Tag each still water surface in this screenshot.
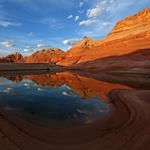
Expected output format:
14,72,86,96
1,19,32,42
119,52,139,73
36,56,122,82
0,73,110,128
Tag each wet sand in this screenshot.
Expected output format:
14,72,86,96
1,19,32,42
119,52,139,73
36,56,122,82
0,89,150,150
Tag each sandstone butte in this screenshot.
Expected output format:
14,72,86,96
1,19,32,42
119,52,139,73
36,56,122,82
0,7,150,67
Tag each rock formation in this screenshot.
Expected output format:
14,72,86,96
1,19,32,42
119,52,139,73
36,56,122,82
104,7,150,42
25,72,130,103
57,7,150,66
24,48,65,64
0,52,23,63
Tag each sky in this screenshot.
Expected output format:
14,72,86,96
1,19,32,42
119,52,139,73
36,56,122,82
0,0,149,56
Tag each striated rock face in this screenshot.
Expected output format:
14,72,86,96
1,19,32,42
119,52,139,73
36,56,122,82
104,7,150,42
57,7,150,66
0,52,23,63
24,48,65,64
71,48,150,73
55,37,101,66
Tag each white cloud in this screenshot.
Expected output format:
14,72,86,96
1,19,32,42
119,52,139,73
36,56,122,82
37,88,44,91
0,20,21,27
23,46,33,52
79,2,84,7
75,16,79,21
1,87,13,94
87,5,102,18
63,39,79,46
0,40,15,48
37,43,44,48
67,15,73,19
86,0,117,19
79,19,96,26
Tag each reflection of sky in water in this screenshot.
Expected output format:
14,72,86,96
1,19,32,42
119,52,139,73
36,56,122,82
0,77,12,85
0,77,109,128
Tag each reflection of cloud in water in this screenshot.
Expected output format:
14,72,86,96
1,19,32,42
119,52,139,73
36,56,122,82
24,83,30,87
37,88,44,91
0,87,14,94
23,82,36,89
62,91,76,97
62,91,69,96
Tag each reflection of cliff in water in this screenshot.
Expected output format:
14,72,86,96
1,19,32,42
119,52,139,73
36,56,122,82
2,72,135,103
2,72,128,103
5,75,23,83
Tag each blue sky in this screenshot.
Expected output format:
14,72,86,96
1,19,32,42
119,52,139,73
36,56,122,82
0,0,149,56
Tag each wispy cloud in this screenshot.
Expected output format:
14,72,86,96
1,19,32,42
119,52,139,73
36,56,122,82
0,40,15,48
0,20,21,27
67,15,73,19
23,46,33,52
63,38,79,46
87,5,102,18
37,43,45,49
75,16,79,21
79,19,97,26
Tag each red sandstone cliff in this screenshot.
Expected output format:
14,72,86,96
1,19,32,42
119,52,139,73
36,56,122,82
104,7,150,42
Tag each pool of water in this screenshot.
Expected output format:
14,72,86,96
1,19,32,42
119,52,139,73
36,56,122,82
0,75,110,128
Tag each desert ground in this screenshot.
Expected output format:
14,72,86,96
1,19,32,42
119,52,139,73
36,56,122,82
0,88,150,150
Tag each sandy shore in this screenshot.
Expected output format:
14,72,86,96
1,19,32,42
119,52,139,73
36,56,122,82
0,89,150,150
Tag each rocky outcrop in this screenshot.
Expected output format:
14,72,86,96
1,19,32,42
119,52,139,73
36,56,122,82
24,48,65,64
0,52,23,63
